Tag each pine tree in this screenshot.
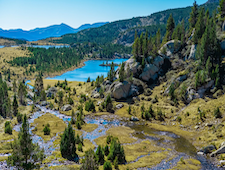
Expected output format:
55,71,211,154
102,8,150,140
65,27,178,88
80,149,99,170
164,14,175,42
7,115,45,169
18,82,27,105
132,38,139,58
193,7,206,44
143,31,149,58
58,91,64,107
139,33,144,56
219,0,225,17
189,1,198,28
134,30,138,40
60,123,77,160
119,62,125,82
13,80,17,93
103,161,112,170
96,145,105,165
156,29,161,49
34,73,43,96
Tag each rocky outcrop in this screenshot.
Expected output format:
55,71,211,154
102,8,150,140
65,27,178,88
61,104,72,111
116,104,124,109
202,145,217,154
221,40,225,51
188,44,197,59
46,87,57,98
211,145,225,157
158,40,181,57
27,91,34,100
129,84,139,97
123,57,140,77
130,116,139,121
111,81,131,100
222,20,225,31
40,101,49,106
153,56,164,67
139,64,159,81
93,93,100,98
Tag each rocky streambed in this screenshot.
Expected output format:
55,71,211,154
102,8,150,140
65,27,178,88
0,103,223,169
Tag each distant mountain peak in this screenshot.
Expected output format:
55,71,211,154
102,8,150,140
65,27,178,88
0,22,108,41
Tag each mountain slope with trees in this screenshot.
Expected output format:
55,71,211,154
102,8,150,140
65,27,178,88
47,2,219,45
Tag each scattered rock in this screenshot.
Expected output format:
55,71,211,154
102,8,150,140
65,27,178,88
97,101,102,106
116,104,124,109
129,85,139,97
176,75,187,82
151,97,158,103
46,87,57,98
205,123,213,127
202,145,217,154
130,116,139,121
40,101,49,106
27,91,34,100
61,104,72,111
93,93,100,98
194,126,199,129
111,81,131,100
213,89,223,99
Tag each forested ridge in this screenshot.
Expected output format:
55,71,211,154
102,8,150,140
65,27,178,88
46,2,218,45
8,43,131,74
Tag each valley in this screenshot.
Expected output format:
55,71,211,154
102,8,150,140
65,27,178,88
1,0,225,169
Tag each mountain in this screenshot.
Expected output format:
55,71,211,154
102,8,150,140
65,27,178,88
47,1,219,46
0,22,108,41
206,0,219,3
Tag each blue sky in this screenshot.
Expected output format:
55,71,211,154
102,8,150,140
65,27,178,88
0,0,208,30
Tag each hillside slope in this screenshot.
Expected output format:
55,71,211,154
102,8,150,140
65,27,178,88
48,2,219,45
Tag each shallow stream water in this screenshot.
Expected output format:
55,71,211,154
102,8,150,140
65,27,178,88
0,102,222,169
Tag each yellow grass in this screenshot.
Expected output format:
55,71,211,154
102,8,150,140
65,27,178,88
0,46,31,80
81,123,98,133
94,126,137,146
123,140,165,162
170,158,201,170
120,151,169,170
31,113,66,141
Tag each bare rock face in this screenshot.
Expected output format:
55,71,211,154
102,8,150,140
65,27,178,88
153,56,164,67
188,44,197,59
222,20,225,31
211,145,225,157
124,57,140,77
111,81,131,100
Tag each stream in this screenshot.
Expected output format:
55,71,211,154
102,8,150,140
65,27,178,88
0,102,223,169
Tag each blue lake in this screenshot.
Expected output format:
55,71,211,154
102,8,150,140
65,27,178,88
46,59,128,82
